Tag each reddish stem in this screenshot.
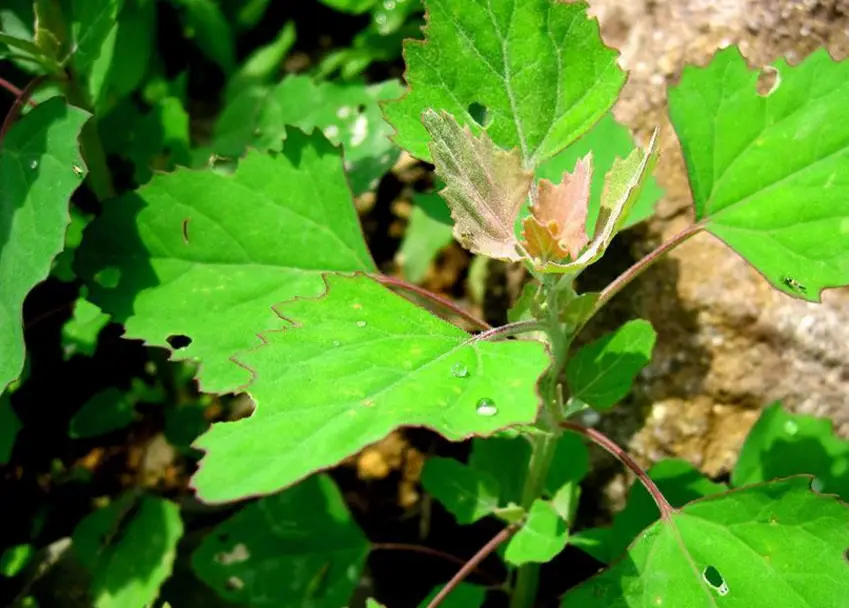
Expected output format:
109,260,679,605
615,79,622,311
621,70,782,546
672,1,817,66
426,524,518,608
466,320,544,343
375,274,491,331
560,421,675,518
370,543,501,586
0,77,38,107
0,75,46,144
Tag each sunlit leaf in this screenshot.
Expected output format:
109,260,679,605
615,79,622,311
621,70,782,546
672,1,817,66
422,456,500,523
504,499,568,565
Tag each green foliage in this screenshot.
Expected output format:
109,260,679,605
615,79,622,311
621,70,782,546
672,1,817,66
422,456,501,523
69,388,136,438
670,47,849,301
169,0,235,73
420,583,485,608
192,274,549,502
61,295,109,359
192,474,369,606
0,98,89,393
73,494,183,608
0,543,33,577
504,499,568,565
77,131,375,393
397,193,455,282
566,320,657,410
563,478,849,607
0,393,21,464
384,0,625,166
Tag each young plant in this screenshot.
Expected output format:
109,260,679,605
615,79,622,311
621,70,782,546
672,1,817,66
1,0,848,606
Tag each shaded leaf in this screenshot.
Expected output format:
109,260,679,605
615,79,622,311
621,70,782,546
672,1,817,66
422,456,500,523
423,110,532,261
69,388,136,438
192,474,368,606
566,319,656,410
0,98,89,393
419,583,485,608
384,0,625,166
77,130,374,393
0,393,21,465
397,194,455,282
66,0,121,74
669,47,849,301
570,459,727,563
73,494,183,608
504,499,568,565
191,274,548,503
170,0,235,73
62,295,109,360
563,478,849,607
224,21,296,101
732,402,849,501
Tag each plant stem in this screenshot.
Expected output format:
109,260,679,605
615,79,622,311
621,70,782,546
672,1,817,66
375,274,491,330
426,524,519,608
466,320,545,343
371,543,501,586
0,75,45,144
560,421,675,518
0,77,39,107
590,222,704,322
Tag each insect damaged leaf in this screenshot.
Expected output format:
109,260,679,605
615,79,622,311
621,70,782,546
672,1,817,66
423,110,532,261
522,155,592,263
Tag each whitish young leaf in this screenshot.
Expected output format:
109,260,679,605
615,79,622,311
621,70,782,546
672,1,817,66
536,113,664,232
563,477,849,606
566,319,656,410
73,494,183,608
504,499,568,565
421,456,501,524
384,0,625,166
669,47,849,301
76,130,375,393
732,402,849,500
191,274,548,503
570,459,727,563
0,98,89,393
192,474,368,606
215,76,403,194
420,583,485,608
423,110,533,261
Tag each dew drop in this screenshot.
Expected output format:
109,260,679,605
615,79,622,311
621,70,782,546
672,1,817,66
783,420,798,436
475,398,497,417
451,363,469,378
811,477,825,492
356,320,367,328
383,0,396,9
332,340,341,347
29,160,38,169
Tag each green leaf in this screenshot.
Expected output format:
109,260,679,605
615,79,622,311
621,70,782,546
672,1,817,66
570,459,727,563
565,319,656,410
319,0,378,14
192,474,369,606
504,499,568,565
537,113,664,233
421,456,501,523
224,20,296,101
732,402,849,501
191,274,548,503
66,0,121,74
423,110,533,261
0,543,33,578
563,477,849,606
669,47,849,301
0,98,89,393
397,194,455,283
69,388,136,438
419,583,485,608
383,0,625,166
0,393,21,465
367,600,386,608
76,130,375,393
61,295,109,360
215,76,403,194
73,494,183,608
171,0,235,73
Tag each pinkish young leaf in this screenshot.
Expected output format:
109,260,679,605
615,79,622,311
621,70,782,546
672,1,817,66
423,110,533,261
521,216,571,261
528,154,593,260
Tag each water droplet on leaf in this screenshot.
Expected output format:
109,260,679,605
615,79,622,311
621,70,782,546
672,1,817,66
29,160,38,169
356,320,367,328
332,340,341,347
476,398,497,417
783,420,798,435
811,477,825,492
451,363,469,378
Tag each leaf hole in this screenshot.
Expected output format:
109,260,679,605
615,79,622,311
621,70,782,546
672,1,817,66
702,565,729,596
756,66,780,96
166,335,192,349
467,102,491,128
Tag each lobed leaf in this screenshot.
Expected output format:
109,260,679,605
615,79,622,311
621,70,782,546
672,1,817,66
192,474,368,606
77,130,375,393
423,110,532,261
191,274,549,503
1,98,90,393
384,0,625,166
669,47,849,301
563,477,849,607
